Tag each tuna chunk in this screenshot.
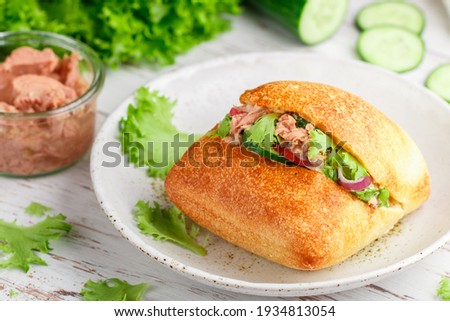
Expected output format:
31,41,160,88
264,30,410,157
60,52,79,87
0,65,14,102
3,47,59,76
275,113,309,145
59,52,89,97
74,78,89,97
0,102,19,113
230,105,268,142
12,75,77,112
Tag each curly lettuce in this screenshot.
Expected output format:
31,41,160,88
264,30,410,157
24,202,52,217
81,278,150,301
437,277,450,301
308,129,333,160
0,0,240,67
0,214,72,272
134,201,207,256
217,114,232,138
289,122,390,207
244,113,280,149
119,87,199,179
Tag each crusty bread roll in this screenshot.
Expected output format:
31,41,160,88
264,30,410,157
165,81,430,270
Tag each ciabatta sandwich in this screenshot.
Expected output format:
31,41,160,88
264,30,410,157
165,81,430,270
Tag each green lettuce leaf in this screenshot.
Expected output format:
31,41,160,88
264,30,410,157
378,187,390,207
310,129,368,181
217,114,232,138
119,87,199,179
134,201,207,256
0,0,47,31
9,289,19,298
0,214,72,272
0,0,240,67
24,202,51,217
437,277,450,301
353,187,379,202
81,278,149,301
322,164,338,181
334,150,369,180
308,129,334,160
244,113,280,149
353,187,390,207
312,130,389,207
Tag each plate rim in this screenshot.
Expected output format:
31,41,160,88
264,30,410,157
90,51,450,297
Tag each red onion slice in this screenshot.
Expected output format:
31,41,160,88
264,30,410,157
337,168,372,191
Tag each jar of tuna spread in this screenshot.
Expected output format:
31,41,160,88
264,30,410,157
0,31,104,177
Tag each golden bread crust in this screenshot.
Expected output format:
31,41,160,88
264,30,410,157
165,136,404,270
240,81,430,213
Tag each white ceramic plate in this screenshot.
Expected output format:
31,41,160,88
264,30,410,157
91,52,450,297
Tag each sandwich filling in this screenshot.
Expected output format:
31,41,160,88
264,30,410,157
216,104,390,208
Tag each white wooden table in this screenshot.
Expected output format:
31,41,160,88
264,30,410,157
1,0,449,301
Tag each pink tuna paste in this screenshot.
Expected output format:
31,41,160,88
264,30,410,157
0,47,95,176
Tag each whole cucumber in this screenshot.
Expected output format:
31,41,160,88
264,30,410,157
247,0,349,45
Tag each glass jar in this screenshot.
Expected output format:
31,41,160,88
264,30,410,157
0,31,104,177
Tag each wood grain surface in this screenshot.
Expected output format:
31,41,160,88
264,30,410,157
0,0,449,301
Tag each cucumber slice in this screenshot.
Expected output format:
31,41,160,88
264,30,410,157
298,0,349,45
356,2,425,35
242,142,290,165
425,64,450,103
357,26,424,73
247,0,348,45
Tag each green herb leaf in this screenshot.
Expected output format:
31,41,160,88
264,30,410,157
119,87,199,179
0,214,72,272
134,201,207,256
81,278,149,301
437,277,450,301
295,116,309,129
244,113,280,149
217,114,232,138
24,202,51,217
